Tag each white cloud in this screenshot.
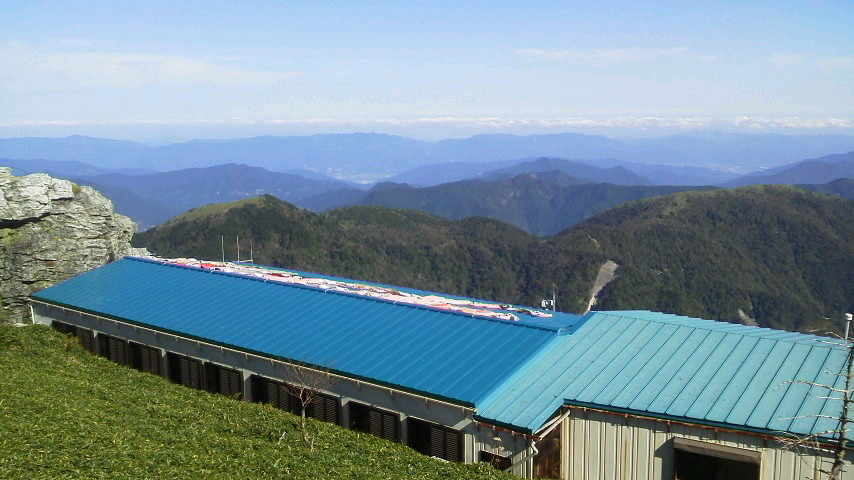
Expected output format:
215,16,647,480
57,38,94,47
515,46,690,63
5,116,851,131
817,56,854,70
769,53,806,66
0,42,296,92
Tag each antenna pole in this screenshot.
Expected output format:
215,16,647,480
845,313,853,341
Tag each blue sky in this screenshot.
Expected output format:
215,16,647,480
1,0,852,140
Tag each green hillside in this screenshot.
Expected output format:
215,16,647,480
0,325,513,480
134,186,854,333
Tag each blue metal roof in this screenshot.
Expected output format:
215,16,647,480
30,257,580,406
31,258,850,442
476,311,850,440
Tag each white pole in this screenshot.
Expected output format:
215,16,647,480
236,236,240,262
845,313,853,341
221,236,225,263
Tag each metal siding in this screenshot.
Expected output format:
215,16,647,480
565,408,854,480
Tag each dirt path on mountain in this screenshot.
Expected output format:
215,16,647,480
585,260,619,313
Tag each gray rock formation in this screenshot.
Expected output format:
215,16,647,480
0,167,147,323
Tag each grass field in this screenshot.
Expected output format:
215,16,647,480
0,325,514,479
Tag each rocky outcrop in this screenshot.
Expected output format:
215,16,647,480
0,167,147,323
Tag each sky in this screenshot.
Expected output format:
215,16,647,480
1,0,852,141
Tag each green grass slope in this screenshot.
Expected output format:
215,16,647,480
0,325,513,480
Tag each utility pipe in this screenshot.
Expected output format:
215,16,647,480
504,408,571,474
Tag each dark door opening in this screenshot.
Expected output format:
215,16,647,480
675,450,760,480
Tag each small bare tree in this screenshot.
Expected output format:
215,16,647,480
283,362,334,452
780,313,854,480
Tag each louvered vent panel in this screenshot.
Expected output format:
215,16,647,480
381,412,399,441
78,329,96,354
369,409,383,437
429,426,445,458
444,429,462,462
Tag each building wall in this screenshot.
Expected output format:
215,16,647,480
560,406,854,480
30,302,534,474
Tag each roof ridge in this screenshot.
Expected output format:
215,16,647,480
125,256,568,334
597,310,835,348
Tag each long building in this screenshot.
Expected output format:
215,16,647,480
29,256,854,479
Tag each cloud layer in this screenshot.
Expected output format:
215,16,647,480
515,46,690,63
5,116,852,130
0,42,294,92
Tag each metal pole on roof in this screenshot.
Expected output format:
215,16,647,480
845,313,853,341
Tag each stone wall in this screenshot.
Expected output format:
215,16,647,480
0,167,146,323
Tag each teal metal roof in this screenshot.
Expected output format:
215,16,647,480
29,257,582,406
476,311,850,441
31,258,850,442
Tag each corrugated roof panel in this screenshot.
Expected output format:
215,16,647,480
476,311,850,440
33,258,850,441
31,257,558,406
682,335,761,421
625,328,713,412
765,346,834,432
665,333,744,418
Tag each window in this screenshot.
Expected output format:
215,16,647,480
349,402,400,442
407,418,462,462
167,352,204,390
98,334,130,366
673,437,760,480
308,393,340,425
129,342,162,376
249,375,339,425
205,362,243,399
479,451,511,471
251,375,294,411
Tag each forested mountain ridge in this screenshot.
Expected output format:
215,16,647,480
349,171,712,236
134,186,854,333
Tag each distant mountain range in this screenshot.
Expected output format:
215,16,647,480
797,178,854,200
385,156,738,187
5,152,851,232
345,171,711,236
2,131,853,178
134,186,854,333
44,163,351,229
726,152,854,187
